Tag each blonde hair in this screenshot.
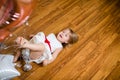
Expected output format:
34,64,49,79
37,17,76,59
67,28,79,44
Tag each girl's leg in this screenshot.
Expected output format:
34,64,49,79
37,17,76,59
30,43,45,60
13,49,21,62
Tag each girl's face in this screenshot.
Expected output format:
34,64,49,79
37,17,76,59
57,28,71,43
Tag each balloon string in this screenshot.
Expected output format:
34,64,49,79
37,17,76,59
0,21,29,51
3,45,19,49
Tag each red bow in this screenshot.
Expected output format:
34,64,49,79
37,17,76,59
45,37,51,51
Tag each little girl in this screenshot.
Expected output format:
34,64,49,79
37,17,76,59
13,28,78,66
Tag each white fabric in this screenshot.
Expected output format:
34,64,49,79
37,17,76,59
22,32,63,64
0,54,20,80
31,32,63,52
47,33,63,52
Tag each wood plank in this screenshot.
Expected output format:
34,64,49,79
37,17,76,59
1,0,119,80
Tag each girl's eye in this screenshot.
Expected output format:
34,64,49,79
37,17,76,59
65,34,68,37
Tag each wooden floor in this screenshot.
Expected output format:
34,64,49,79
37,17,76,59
2,0,120,80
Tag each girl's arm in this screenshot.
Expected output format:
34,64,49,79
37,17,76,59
42,48,63,66
16,37,44,51
22,43,45,52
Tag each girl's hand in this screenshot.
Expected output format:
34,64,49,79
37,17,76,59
15,37,22,45
15,37,29,48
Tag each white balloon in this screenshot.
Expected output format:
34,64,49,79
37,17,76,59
0,54,20,80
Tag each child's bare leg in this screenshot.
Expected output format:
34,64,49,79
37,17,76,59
13,50,21,62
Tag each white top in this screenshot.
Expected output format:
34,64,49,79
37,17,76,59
47,33,63,53
31,32,63,53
